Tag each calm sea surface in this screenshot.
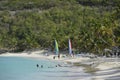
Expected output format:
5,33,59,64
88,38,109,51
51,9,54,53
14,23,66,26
0,57,120,80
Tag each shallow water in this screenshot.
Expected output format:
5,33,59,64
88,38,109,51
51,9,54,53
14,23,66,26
0,57,120,80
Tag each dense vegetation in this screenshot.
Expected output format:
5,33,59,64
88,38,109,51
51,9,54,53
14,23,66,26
0,0,120,54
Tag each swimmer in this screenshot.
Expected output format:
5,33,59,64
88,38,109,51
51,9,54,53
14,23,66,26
36,64,39,68
41,65,43,68
58,64,62,67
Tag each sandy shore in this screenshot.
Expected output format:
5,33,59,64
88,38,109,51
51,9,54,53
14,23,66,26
0,50,90,62
0,50,120,71
95,58,120,70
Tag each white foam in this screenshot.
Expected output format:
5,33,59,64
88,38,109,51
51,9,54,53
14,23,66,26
94,72,120,79
96,62,120,70
95,69,117,74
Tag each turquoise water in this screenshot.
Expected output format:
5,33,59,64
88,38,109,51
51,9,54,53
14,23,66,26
0,57,88,80
0,57,120,80
0,57,60,80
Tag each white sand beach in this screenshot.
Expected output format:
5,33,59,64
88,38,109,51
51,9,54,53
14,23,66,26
0,50,90,62
0,50,120,71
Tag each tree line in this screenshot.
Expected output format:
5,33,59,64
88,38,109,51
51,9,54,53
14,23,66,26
0,0,120,54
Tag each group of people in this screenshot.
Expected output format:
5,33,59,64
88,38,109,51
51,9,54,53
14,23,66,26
36,64,62,68
53,53,60,59
53,52,75,59
36,64,43,68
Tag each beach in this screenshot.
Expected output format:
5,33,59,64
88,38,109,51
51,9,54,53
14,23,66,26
0,50,120,80
0,50,120,70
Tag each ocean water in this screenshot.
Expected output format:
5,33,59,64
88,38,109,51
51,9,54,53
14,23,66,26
0,57,87,80
0,57,120,80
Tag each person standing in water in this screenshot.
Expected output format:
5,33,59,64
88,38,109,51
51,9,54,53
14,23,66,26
58,53,60,59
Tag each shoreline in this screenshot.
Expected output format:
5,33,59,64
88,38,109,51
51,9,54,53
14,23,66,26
0,50,120,71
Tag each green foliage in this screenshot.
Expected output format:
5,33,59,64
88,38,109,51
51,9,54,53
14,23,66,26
0,0,120,54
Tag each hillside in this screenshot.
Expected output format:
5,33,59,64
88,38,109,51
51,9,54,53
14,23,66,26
0,0,120,54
